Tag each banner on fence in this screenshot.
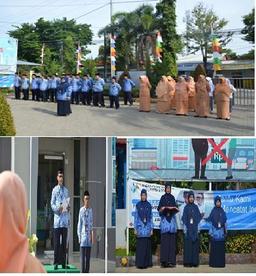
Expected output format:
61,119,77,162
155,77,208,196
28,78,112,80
127,179,256,230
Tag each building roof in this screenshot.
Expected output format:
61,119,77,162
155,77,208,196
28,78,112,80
17,60,41,66
177,54,254,71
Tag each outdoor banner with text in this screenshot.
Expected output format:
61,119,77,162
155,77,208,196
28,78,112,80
127,179,256,230
0,36,18,88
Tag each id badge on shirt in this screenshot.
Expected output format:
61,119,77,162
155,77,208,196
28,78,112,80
190,218,193,224
143,218,147,223
218,222,221,228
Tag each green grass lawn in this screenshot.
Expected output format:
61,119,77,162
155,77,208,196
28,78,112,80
116,248,135,256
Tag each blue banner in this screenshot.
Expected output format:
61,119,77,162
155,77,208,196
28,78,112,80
127,179,256,230
0,74,14,88
213,188,256,230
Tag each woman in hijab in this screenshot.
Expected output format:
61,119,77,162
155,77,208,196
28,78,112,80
175,76,189,116
182,191,201,267
56,77,72,116
195,75,210,118
207,196,227,268
0,171,45,273
134,189,153,269
156,76,171,113
167,76,176,110
214,77,231,120
187,76,196,112
139,76,152,112
157,184,179,268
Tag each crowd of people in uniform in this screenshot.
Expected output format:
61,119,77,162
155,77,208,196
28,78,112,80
13,71,236,119
134,184,227,270
13,72,136,116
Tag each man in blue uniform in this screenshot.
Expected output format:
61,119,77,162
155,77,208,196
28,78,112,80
51,170,70,270
14,72,21,99
71,74,82,105
21,74,30,100
92,73,105,107
49,74,59,102
40,75,49,102
31,74,38,101
109,76,121,109
35,75,42,101
81,74,92,105
122,74,135,106
77,191,94,273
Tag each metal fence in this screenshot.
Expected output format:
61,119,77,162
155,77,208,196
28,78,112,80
228,78,255,106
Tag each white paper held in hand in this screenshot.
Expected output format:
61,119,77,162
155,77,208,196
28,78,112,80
62,197,70,212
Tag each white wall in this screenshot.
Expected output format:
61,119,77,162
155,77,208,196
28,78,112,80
116,209,128,248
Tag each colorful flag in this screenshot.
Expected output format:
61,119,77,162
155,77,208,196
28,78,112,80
212,35,222,71
156,31,163,63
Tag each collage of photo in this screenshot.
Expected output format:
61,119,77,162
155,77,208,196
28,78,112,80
0,0,255,275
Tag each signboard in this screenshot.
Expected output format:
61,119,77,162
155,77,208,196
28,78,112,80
127,179,256,230
0,36,18,74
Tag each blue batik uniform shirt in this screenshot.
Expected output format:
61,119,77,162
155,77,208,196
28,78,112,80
122,78,135,92
31,78,38,90
14,75,21,87
51,184,70,229
72,78,81,92
77,206,93,247
134,200,153,238
92,78,105,92
109,82,121,96
21,78,30,90
81,79,92,93
51,77,59,89
40,79,48,91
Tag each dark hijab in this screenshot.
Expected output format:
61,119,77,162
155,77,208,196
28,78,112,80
207,196,227,229
182,191,201,241
136,189,152,225
157,184,177,222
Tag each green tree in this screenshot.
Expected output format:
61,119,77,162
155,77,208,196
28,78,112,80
82,59,97,78
241,8,255,43
99,5,156,70
184,2,233,71
9,17,93,74
155,0,182,77
237,49,254,60
62,35,77,73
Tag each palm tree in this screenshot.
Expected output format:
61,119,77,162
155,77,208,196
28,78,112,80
98,5,156,70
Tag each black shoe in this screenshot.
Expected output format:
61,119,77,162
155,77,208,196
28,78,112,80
161,263,168,268
226,175,233,180
168,263,176,267
54,265,58,270
200,176,207,180
62,264,70,269
192,176,199,179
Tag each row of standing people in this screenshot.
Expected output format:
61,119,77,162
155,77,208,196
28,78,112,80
13,72,136,108
134,185,227,269
139,75,236,120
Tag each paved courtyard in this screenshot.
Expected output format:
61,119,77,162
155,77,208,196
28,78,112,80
7,97,254,136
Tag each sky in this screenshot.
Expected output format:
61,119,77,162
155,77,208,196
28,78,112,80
0,0,254,59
